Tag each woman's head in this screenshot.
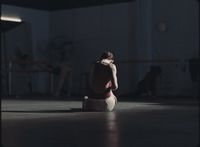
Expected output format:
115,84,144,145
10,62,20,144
100,51,114,61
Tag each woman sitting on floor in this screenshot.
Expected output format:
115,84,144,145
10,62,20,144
83,51,118,111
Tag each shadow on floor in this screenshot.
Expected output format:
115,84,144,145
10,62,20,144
1,108,84,113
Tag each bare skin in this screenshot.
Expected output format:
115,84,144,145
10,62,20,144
89,58,118,101
84,51,119,111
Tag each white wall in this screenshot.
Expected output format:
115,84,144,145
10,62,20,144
48,0,198,97
2,0,199,97
49,2,137,95
151,0,199,96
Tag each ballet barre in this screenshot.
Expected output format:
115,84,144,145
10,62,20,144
8,60,54,95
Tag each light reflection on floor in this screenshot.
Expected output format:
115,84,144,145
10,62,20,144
1,100,176,120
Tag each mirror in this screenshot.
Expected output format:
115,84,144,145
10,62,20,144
1,21,33,96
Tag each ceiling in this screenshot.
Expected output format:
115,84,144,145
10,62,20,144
1,0,135,11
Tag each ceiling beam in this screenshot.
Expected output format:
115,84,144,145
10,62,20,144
1,0,135,11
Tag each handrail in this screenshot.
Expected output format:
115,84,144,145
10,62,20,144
7,60,54,95
116,59,179,64
8,59,51,65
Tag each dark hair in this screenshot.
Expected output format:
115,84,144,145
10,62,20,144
100,51,114,60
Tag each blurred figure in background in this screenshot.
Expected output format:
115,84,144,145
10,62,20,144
50,41,73,98
39,40,73,98
134,66,162,97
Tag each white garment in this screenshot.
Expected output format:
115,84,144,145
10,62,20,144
82,93,117,111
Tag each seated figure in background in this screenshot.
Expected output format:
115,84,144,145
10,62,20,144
134,66,162,97
83,51,118,111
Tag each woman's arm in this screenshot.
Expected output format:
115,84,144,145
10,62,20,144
110,63,118,91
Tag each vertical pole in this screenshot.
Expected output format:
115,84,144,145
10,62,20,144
198,0,200,98
8,61,12,95
2,32,9,96
136,0,153,79
50,72,54,94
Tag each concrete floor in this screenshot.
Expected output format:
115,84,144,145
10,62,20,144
1,98,199,147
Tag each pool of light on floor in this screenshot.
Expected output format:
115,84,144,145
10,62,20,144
1,100,178,120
